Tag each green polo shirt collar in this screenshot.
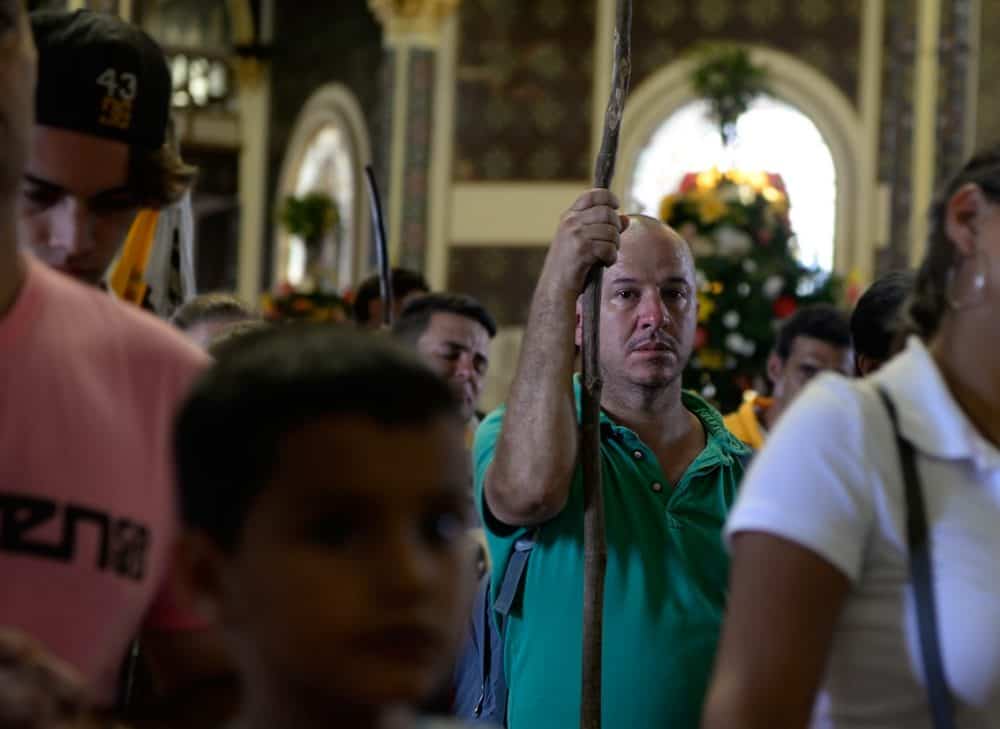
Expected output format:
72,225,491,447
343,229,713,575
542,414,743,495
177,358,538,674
573,374,750,470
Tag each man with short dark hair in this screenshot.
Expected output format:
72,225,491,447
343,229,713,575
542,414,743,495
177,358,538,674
393,292,496,425
724,304,853,448
353,267,429,329
20,8,195,289
850,270,915,376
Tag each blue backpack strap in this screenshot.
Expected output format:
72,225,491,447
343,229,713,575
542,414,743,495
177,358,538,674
454,529,538,725
494,531,537,621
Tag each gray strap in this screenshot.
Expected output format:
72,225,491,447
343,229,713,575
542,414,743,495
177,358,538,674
878,387,956,729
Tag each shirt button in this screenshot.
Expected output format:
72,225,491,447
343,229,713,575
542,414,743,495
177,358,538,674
651,482,663,493
633,450,644,460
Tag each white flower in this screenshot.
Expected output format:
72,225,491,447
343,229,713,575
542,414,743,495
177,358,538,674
763,275,785,299
723,310,741,329
737,282,751,297
742,259,758,274
714,226,753,257
691,235,717,257
725,332,757,357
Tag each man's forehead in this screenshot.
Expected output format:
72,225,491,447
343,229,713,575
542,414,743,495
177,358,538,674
427,311,491,342
26,126,131,197
613,225,695,283
789,335,853,361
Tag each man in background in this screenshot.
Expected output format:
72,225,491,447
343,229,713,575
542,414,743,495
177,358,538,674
20,9,195,295
850,270,915,376
393,292,497,432
724,304,852,449
353,267,429,329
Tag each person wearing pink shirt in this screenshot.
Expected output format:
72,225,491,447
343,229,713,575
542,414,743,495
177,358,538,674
0,5,232,728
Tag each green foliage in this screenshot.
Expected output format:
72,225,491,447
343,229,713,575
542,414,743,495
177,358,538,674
691,45,770,145
279,192,339,241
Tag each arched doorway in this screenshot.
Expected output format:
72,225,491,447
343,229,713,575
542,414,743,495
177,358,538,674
618,46,867,278
630,96,837,272
275,84,371,292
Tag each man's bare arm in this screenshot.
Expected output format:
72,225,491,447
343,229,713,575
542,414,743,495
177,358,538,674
485,189,626,526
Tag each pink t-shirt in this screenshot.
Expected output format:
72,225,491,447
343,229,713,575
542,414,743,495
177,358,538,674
0,257,209,704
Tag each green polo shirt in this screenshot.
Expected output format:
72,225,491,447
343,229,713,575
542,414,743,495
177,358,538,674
473,381,750,729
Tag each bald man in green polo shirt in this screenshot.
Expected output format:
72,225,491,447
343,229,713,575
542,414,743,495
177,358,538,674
474,193,750,729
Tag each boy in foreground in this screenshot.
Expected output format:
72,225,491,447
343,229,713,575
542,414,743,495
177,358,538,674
173,326,478,729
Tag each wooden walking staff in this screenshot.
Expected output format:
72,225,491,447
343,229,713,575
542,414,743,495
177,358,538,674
580,2,631,728
364,164,395,327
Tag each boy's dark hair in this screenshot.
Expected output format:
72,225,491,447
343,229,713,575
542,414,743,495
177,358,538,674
206,319,275,358
174,325,460,551
774,303,852,360
851,270,915,361
352,268,430,324
171,293,257,331
393,292,498,345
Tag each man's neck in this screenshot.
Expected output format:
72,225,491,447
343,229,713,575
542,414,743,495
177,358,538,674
0,212,24,319
600,377,694,449
931,318,1000,447
761,395,783,431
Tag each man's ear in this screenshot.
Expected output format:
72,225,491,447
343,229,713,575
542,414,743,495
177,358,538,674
856,353,881,377
766,351,784,388
945,182,987,257
173,531,230,624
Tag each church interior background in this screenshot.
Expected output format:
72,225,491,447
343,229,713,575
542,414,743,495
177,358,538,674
28,0,996,411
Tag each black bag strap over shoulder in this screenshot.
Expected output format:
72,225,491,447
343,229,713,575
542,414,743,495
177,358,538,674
877,387,957,729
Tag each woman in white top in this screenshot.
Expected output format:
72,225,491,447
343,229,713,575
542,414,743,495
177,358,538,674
702,148,1000,729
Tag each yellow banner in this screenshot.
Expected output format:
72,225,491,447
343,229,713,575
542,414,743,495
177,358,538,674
108,210,159,306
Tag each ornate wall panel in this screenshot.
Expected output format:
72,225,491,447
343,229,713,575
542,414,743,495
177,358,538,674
454,0,596,181
447,246,548,326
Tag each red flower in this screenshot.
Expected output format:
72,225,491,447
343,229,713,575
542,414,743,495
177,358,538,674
767,173,787,192
694,326,709,350
773,296,797,319
679,173,698,193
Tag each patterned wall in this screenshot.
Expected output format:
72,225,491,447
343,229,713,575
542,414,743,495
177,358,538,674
454,0,862,185
630,0,862,105
875,0,916,275
399,50,437,271
454,0,596,182
447,247,549,327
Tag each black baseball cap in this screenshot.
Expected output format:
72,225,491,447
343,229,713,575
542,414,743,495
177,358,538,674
31,9,171,150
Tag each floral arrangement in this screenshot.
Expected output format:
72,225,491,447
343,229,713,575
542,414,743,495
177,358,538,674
660,167,840,412
261,282,351,324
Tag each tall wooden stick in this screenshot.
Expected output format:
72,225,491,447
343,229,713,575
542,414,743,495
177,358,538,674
364,164,394,327
580,2,631,728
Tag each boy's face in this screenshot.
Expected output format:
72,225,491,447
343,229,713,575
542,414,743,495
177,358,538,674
214,414,474,708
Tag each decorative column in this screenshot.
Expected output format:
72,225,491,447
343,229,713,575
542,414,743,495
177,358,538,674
884,0,916,272
908,0,942,265
936,0,976,185
369,0,461,274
